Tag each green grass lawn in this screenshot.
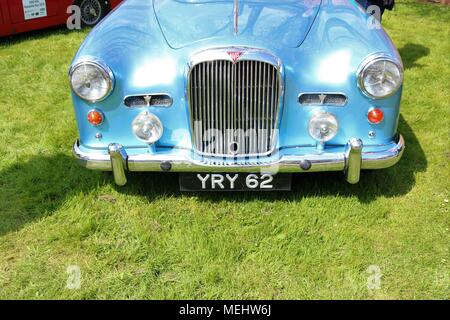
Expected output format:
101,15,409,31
0,1,448,299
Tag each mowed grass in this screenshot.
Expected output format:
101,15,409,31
0,1,448,299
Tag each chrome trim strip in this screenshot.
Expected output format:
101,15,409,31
188,47,282,70
234,0,239,35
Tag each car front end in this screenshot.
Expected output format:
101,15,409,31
70,0,405,190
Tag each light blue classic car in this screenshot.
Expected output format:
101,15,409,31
70,0,405,191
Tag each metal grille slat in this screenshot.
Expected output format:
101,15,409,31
189,58,280,157
227,61,231,153
208,62,212,152
219,60,223,154
245,61,249,154
201,63,205,152
266,63,272,151
264,63,269,151
252,61,256,154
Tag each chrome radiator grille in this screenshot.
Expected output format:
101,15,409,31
188,59,281,157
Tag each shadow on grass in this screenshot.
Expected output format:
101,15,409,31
0,115,426,236
0,153,110,236
398,43,430,69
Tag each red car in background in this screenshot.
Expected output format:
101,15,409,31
0,0,123,37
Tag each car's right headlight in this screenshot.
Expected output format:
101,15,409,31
69,60,114,102
358,55,403,99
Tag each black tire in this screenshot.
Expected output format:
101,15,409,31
77,0,109,27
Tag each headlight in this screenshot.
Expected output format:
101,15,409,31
308,112,339,142
358,55,403,99
132,111,163,144
69,60,114,102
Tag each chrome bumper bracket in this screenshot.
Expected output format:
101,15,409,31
345,138,363,184
108,143,128,186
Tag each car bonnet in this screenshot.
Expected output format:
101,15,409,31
153,0,322,49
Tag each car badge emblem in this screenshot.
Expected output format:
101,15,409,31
227,51,244,64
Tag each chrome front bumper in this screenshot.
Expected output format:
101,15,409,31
73,135,405,186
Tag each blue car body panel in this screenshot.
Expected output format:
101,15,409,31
71,0,403,165
153,0,322,49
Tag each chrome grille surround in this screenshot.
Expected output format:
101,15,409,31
187,47,284,158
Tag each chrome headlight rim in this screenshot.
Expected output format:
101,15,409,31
69,58,115,103
357,53,404,100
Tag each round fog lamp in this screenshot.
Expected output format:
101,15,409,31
308,112,339,142
132,111,163,144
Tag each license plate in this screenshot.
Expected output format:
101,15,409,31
179,173,292,191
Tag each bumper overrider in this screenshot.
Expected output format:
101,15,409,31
73,135,404,186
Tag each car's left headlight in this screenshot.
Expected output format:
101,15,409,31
358,55,403,99
69,60,114,102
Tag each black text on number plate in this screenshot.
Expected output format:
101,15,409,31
179,173,292,191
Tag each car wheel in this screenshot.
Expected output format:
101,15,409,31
78,0,109,27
